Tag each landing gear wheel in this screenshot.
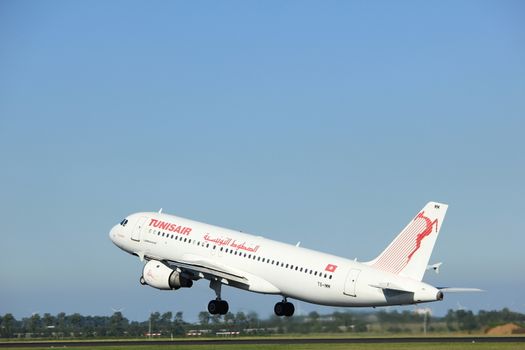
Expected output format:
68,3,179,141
140,276,146,285
207,278,229,315
219,300,229,315
283,302,295,317
274,302,285,316
208,300,219,314
208,299,229,315
274,301,294,317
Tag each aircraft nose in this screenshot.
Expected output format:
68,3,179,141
109,224,119,244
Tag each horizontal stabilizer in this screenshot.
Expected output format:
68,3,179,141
369,282,414,293
427,262,443,274
438,287,484,293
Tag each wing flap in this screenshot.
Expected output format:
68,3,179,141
164,254,281,294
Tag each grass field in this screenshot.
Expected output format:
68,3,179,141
4,343,525,350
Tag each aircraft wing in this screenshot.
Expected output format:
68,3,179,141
167,254,247,284
164,254,281,294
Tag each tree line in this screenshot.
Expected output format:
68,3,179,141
1,308,523,338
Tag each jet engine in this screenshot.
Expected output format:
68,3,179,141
142,260,193,290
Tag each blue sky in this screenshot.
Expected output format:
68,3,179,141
1,1,524,322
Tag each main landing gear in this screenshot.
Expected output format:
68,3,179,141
208,279,229,315
208,299,229,315
274,298,295,317
205,280,294,317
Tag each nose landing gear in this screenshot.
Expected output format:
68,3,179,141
274,298,294,317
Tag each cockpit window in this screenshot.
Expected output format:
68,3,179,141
119,219,128,226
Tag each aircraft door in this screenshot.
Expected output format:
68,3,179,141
343,269,361,297
131,216,148,242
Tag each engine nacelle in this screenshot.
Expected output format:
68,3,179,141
142,260,193,290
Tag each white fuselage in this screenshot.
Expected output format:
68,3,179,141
110,212,441,308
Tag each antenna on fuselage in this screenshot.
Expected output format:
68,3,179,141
158,208,163,214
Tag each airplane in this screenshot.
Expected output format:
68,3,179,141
109,201,479,317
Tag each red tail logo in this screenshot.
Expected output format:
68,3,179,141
371,210,439,275
406,211,438,262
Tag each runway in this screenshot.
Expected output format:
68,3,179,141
1,336,524,348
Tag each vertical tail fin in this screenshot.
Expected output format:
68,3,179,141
366,202,448,281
